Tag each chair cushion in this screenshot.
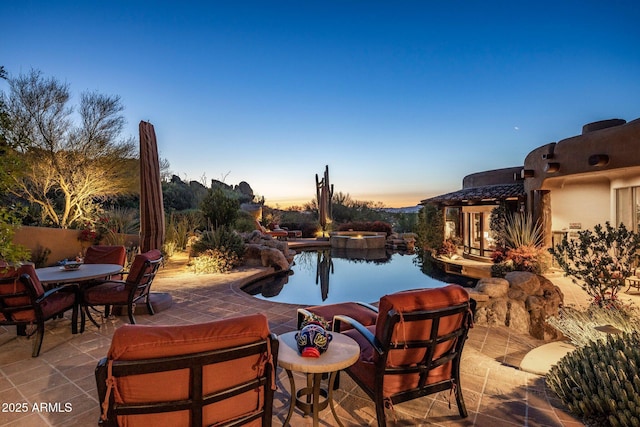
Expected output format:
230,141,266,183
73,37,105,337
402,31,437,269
350,285,470,398
303,302,378,332
375,284,469,340
126,249,162,285
106,313,271,427
0,265,72,322
84,246,127,266
84,282,129,305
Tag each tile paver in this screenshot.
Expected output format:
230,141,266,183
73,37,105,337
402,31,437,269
3,248,633,426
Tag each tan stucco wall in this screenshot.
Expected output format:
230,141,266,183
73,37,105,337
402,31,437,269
12,226,139,267
548,178,611,232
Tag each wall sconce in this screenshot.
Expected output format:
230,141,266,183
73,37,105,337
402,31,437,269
520,169,535,179
588,154,609,167
545,162,560,173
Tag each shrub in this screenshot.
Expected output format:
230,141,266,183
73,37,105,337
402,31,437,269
200,187,240,229
546,332,640,426
234,210,258,233
438,238,459,258
165,210,205,251
491,212,548,276
337,221,392,236
190,226,245,260
415,204,444,253
550,222,640,308
546,304,639,347
189,248,240,274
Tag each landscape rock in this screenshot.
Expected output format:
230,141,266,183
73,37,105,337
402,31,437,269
475,277,509,298
471,271,564,340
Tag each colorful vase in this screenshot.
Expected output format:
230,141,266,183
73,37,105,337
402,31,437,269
295,323,332,358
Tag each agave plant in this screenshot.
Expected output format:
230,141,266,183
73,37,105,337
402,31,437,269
503,212,544,249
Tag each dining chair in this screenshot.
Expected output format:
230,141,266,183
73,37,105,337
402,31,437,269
95,313,278,427
0,263,79,357
84,245,127,280
298,285,475,426
81,249,162,331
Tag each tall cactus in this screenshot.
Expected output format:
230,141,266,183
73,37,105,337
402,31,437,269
546,331,640,426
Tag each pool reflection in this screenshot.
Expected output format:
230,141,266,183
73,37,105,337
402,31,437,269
242,249,472,306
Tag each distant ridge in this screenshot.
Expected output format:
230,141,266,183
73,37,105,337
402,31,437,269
378,205,421,214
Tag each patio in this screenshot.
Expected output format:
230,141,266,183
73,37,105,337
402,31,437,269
3,251,632,426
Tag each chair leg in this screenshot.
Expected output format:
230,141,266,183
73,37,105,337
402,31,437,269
146,295,155,316
127,304,136,324
85,305,102,329
455,380,468,418
71,305,78,335
375,397,387,427
31,323,45,357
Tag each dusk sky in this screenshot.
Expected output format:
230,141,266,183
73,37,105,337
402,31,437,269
3,1,640,208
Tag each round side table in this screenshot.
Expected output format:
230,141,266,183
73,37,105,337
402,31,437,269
277,331,360,427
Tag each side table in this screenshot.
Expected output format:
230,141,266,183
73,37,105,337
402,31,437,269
277,331,360,427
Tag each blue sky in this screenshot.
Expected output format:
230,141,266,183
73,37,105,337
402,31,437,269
3,1,640,207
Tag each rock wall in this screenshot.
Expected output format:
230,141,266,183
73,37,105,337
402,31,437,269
470,271,564,340
242,231,295,271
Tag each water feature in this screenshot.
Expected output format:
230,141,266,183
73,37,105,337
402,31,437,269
242,249,476,306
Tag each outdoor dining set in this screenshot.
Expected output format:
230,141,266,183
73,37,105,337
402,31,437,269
0,245,476,427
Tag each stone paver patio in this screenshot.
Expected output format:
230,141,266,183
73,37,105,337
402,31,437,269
3,249,637,426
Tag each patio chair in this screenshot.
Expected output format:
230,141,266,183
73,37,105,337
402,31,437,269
298,285,475,426
253,218,289,240
81,249,162,331
0,263,79,357
95,313,278,427
84,245,127,281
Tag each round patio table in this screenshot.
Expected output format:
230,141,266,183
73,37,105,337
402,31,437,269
36,263,123,286
278,331,360,427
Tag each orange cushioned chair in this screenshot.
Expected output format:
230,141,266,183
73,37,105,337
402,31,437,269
298,285,475,426
81,249,162,331
95,313,278,427
84,245,127,280
0,263,79,357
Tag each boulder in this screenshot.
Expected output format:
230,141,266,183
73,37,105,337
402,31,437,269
505,271,541,295
472,272,564,341
260,247,290,271
507,300,530,334
475,277,509,298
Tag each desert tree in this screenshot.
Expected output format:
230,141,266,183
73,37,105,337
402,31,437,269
1,69,137,228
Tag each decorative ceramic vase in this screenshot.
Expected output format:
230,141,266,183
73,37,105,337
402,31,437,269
295,323,332,358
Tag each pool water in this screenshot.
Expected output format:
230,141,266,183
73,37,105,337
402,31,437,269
242,249,476,306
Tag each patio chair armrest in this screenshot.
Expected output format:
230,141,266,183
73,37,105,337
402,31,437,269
353,302,378,313
35,282,79,303
333,314,384,355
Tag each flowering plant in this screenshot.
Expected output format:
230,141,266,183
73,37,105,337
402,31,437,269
550,222,640,308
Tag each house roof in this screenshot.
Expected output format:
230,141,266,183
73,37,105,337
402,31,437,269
421,182,525,206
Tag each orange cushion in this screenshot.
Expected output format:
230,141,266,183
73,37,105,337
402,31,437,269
375,284,469,339
369,285,470,397
126,249,162,285
107,314,272,427
303,302,378,332
84,245,127,266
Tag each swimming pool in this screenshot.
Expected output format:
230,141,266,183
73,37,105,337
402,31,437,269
242,249,476,306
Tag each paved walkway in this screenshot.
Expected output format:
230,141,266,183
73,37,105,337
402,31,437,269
3,251,637,426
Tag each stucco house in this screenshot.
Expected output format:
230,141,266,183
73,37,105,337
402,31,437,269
422,117,640,261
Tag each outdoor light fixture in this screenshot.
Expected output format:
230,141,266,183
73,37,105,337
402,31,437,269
588,154,609,167
545,162,560,173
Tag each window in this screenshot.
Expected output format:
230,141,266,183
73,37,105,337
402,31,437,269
616,186,640,232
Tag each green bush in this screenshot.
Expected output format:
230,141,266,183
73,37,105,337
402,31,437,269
200,187,240,229
234,210,258,233
547,332,640,427
190,226,245,260
550,222,640,307
337,221,392,236
189,248,240,274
